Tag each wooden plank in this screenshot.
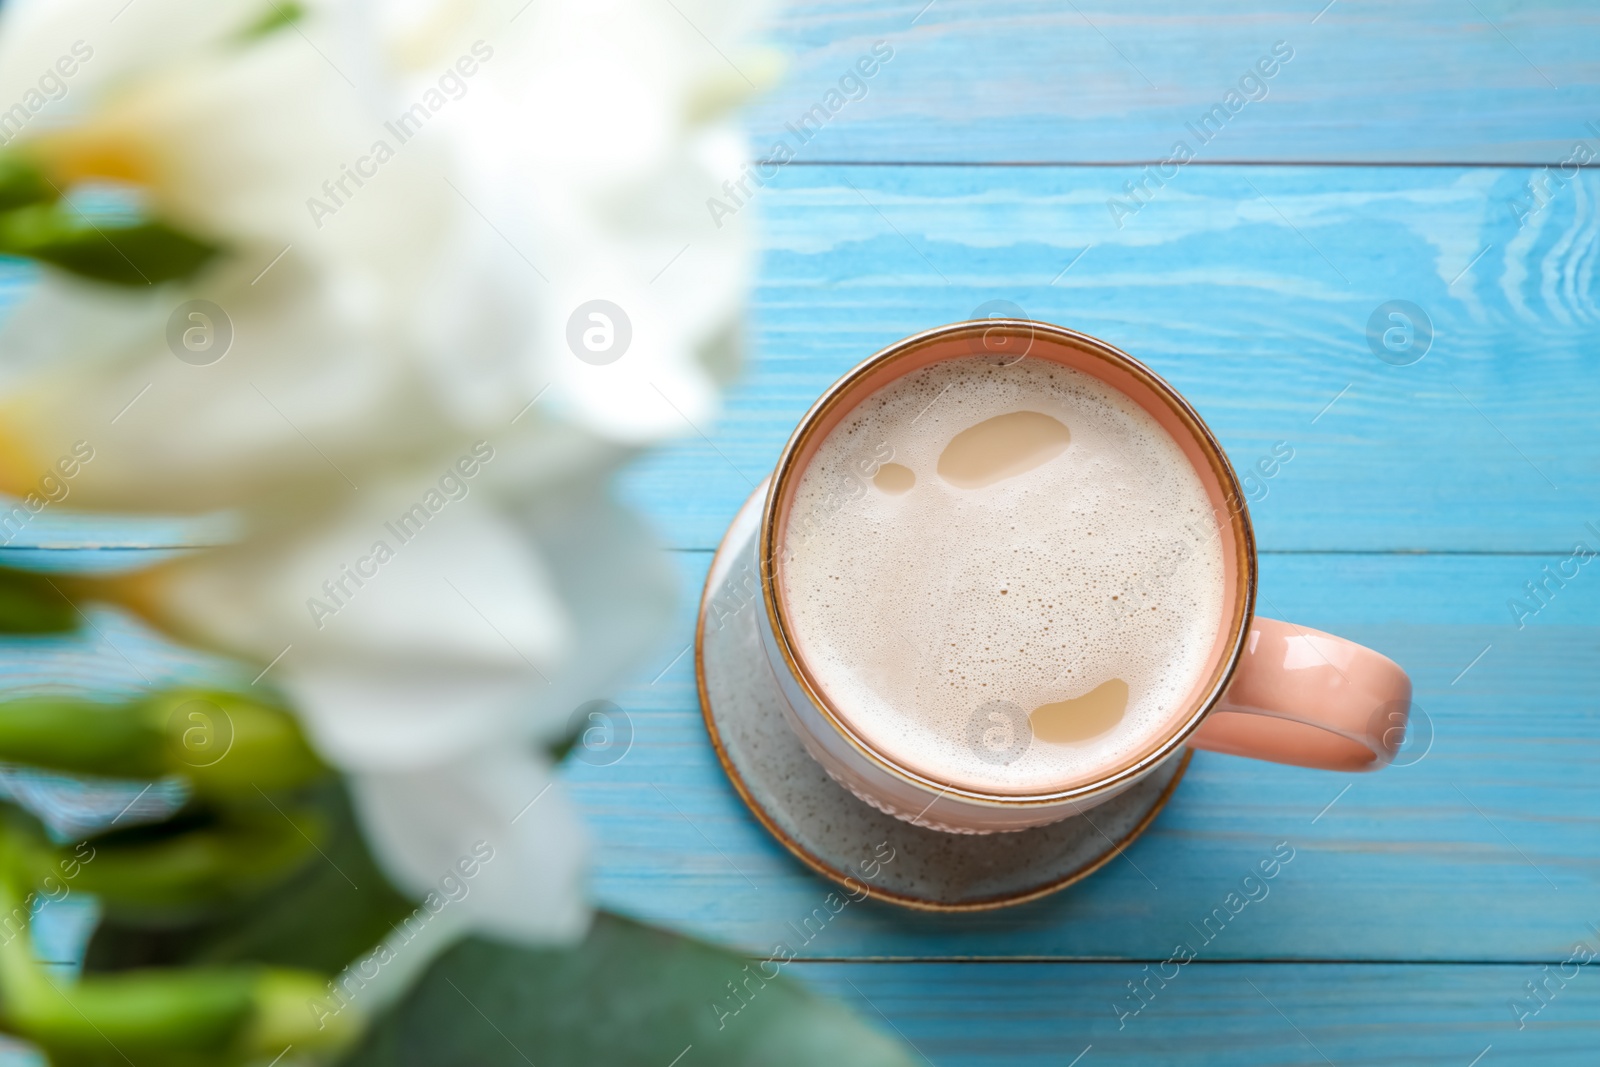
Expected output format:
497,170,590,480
3,165,1592,557
788,961,1600,1065
621,162,1600,552
0,604,248,699
573,549,1600,962
748,1,1600,163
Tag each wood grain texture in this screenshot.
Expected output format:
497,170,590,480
790,961,1599,1065
3,9,1598,1058
6,165,1593,557
748,1,1600,163
622,162,1600,552
570,549,1600,962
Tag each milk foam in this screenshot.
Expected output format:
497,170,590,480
780,355,1227,794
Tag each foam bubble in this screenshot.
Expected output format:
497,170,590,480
780,355,1227,794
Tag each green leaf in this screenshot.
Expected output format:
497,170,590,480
0,569,77,634
237,1,307,42
0,157,55,213
0,204,219,285
338,913,919,1067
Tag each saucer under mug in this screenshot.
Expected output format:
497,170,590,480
696,482,1188,911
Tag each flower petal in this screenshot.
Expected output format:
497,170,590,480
142,480,571,769
347,746,591,947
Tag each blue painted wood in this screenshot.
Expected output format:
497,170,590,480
6,165,1593,557
790,961,1599,1065
621,162,1600,553
749,1,1600,163
0,164,1593,972
568,548,1600,962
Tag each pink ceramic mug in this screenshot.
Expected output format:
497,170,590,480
755,320,1412,834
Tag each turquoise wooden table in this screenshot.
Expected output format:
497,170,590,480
9,2,1600,1064
605,3,1600,1063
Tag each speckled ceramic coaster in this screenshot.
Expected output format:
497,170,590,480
696,483,1190,911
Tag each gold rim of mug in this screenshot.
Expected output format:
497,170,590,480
756,319,1258,809
695,492,1195,911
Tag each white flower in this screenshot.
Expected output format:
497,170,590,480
0,0,773,953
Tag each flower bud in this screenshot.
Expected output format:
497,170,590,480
0,688,325,799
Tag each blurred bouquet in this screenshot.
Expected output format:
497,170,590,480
0,0,917,1064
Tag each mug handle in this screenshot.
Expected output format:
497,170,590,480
1188,618,1412,771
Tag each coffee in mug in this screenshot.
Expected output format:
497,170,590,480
781,353,1227,795
755,321,1411,833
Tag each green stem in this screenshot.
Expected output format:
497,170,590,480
0,852,358,1064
